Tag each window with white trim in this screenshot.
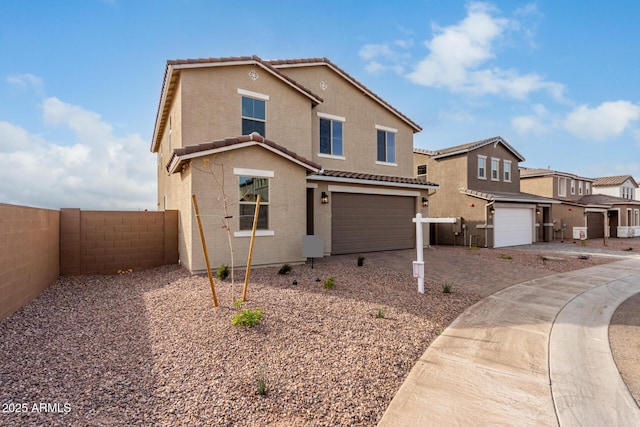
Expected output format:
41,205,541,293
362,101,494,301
503,160,511,182
238,176,269,230
417,164,427,179
478,155,487,179
635,209,639,226
570,179,575,195
491,158,500,181
319,118,343,156
558,177,567,197
586,182,591,195
578,181,583,195
241,96,266,136
376,129,396,163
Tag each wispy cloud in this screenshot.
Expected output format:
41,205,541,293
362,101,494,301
404,2,565,101
358,39,413,74
7,73,44,95
564,101,640,141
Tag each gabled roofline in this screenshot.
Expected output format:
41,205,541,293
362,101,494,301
151,55,325,153
519,167,595,182
461,188,560,204
418,136,525,162
593,175,639,188
267,57,422,133
166,133,322,175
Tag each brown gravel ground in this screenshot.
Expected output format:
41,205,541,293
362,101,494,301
0,240,638,426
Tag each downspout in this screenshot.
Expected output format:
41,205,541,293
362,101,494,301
484,201,495,248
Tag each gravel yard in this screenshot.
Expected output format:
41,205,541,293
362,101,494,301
0,241,635,426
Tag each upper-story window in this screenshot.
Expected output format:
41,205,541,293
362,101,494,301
586,182,591,194
417,164,427,180
376,125,396,164
491,158,500,181
478,155,487,180
503,160,512,182
318,113,345,158
239,89,269,136
570,179,576,195
578,181,583,195
558,177,567,197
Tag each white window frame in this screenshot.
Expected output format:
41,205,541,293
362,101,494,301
318,112,346,160
477,155,487,180
239,89,268,137
491,158,500,181
234,168,274,237
503,160,511,182
570,179,576,195
635,209,640,226
586,182,591,195
558,177,567,197
417,164,427,178
375,125,397,166
578,181,583,195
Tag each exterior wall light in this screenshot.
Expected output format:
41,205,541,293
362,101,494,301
536,209,541,215
489,207,495,214
422,197,428,207
321,192,329,204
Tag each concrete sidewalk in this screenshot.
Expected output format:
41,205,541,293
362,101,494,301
378,258,640,426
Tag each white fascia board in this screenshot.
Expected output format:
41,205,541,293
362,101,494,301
233,168,274,177
307,174,438,190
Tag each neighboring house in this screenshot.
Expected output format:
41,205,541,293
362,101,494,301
519,167,596,240
152,56,438,272
414,137,557,248
520,168,640,239
592,175,638,201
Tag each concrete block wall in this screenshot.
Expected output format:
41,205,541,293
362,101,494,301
60,209,179,275
0,204,60,320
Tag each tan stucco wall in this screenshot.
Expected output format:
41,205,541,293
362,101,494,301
520,176,554,198
157,77,183,209
0,204,60,320
279,65,416,177
180,146,308,272
179,65,313,157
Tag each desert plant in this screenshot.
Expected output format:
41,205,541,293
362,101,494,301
257,368,268,396
231,308,263,327
499,254,512,260
324,277,335,289
442,283,452,294
357,256,365,266
233,300,243,309
376,308,385,319
278,263,292,275
217,264,230,280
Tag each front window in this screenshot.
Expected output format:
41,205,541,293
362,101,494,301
417,164,427,176
491,158,499,181
241,96,266,136
377,130,395,163
578,181,583,195
586,182,591,194
238,176,269,230
320,118,343,156
570,180,575,195
503,160,511,182
478,156,487,179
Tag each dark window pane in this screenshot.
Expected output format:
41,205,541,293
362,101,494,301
319,119,331,154
253,99,265,120
332,121,342,156
417,164,427,175
377,130,385,161
241,97,253,117
386,132,395,163
239,204,268,230
242,119,265,136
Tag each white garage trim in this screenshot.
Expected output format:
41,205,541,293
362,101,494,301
494,207,534,248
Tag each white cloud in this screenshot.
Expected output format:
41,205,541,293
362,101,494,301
0,97,155,210
564,101,640,141
7,73,44,92
406,2,565,101
512,103,552,135
359,39,413,74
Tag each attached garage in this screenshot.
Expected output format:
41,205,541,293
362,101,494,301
494,207,534,248
331,193,415,254
587,212,605,238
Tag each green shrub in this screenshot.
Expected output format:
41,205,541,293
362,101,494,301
216,264,230,280
376,309,385,319
357,256,365,266
324,277,335,289
231,308,263,327
442,283,452,294
257,370,268,396
278,264,292,275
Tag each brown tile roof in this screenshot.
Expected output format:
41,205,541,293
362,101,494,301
309,170,438,188
166,133,322,174
519,167,595,182
415,136,525,162
577,194,640,206
462,189,559,203
266,58,422,132
593,175,638,187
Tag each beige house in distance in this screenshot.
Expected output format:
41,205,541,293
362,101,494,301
151,56,437,272
414,137,557,248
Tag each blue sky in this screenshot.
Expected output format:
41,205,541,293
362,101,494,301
1,0,639,210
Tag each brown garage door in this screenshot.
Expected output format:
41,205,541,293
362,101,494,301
331,193,415,254
587,212,605,238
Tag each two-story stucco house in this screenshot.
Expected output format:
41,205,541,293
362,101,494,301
414,137,556,248
520,168,640,239
151,56,438,272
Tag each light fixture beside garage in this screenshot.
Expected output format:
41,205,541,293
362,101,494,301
489,207,495,214
536,208,541,215
422,197,428,207
321,192,329,204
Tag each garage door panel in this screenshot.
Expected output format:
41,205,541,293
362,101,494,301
494,208,533,248
331,193,415,254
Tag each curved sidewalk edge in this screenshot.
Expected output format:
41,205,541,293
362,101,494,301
378,259,640,427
